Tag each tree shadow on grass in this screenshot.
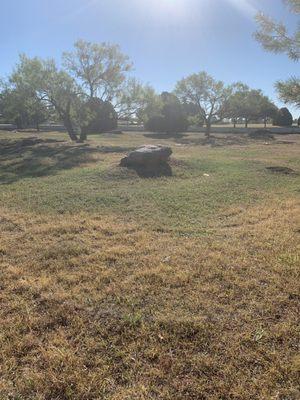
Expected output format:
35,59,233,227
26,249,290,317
0,137,133,185
174,135,251,147
95,145,136,154
144,132,187,140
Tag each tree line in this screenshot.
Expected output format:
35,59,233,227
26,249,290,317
0,0,299,141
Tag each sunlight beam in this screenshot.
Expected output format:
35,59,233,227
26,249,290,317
225,0,257,19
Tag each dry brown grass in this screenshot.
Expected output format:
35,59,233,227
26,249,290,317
1,197,299,399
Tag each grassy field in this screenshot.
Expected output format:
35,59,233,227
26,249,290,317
0,129,299,399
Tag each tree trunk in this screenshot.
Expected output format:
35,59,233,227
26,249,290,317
205,121,211,137
79,129,87,142
64,117,78,141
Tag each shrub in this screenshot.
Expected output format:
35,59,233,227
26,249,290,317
273,107,293,127
81,98,117,135
145,92,188,133
145,115,166,132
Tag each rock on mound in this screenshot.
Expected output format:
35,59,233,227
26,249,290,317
120,145,173,177
120,145,172,167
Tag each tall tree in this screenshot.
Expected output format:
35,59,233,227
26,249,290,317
10,55,82,141
227,85,278,128
62,40,132,100
0,86,48,130
144,92,189,133
273,107,294,126
115,78,157,122
174,72,232,137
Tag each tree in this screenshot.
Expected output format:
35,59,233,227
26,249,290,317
136,89,162,125
182,102,205,127
3,41,138,141
81,98,117,135
273,107,293,126
174,72,232,137
9,55,82,141
226,84,278,128
62,40,134,139
255,0,300,61
144,92,189,133
255,1,300,111
116,78,157,122
63,39,132,100
0,86,48,129
276,77,300,108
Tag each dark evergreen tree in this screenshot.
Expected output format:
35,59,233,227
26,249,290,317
81,98,118,137
273,107,293,127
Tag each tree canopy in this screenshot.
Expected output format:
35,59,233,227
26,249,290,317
144,92,189,133
226,84,278,127
276,77,300,108
0,86,48,129
3,41,135,141
63,40,132,100
9,55,82,141
273,107,294,126
255,1,300,112
174,72,232,136
255,0,300,61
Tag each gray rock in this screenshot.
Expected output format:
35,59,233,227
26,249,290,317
120,145,172,167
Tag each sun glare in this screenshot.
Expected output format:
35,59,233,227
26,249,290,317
136,0,191,21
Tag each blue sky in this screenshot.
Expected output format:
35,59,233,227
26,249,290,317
1,0,299,115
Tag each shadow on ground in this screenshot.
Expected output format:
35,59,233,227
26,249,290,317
143,133,253,147
266,166,298,175
143,132,297,147
0,137,134,184
144,132,187,140
175,135,255,147
121,162,173,178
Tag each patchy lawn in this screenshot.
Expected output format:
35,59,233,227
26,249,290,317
0,130,299,399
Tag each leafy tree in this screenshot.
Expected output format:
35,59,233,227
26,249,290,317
63,39,132,100
276,77,300,108
174,72,232,136
273,107,293,126
226,84,278,127
81,98,117,135
182,102,205,127
10,55,82,141
255,1,300,112
136,90,162,125
3,41,159,141
116,78,157,122
145,92,189,133
0,86,48,129
258,97,279,127
255,0,300,61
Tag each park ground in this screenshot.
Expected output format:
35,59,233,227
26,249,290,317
0,129,299,399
